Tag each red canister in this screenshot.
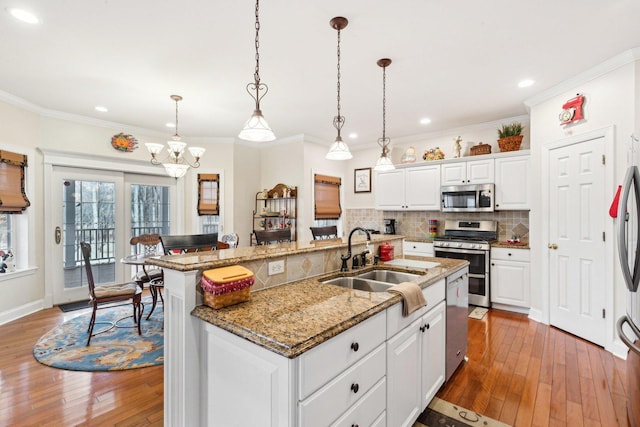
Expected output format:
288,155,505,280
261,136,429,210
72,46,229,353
379,242,395,261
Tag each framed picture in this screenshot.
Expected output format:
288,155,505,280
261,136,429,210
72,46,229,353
354,167,372,193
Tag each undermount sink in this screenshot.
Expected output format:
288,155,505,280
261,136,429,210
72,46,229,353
355,270,420,284
321,269,421,292
321,276,394,292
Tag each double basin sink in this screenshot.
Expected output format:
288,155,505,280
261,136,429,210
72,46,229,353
321,269,420,292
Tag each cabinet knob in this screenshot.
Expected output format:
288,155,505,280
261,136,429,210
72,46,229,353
351,383,359,393
491,263,495,266
351,425,359,427
350,342,359,352
496,204,500,207
508,253,512,256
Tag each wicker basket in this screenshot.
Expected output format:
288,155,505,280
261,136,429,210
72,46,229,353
203,287,251,309
200,266,254,309
470,143,491,156
498,135,523,152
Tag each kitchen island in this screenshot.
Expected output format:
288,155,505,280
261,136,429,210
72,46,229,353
147,235,468,426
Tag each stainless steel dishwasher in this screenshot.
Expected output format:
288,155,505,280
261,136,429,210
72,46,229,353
446,267,469,382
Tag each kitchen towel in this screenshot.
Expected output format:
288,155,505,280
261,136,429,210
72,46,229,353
389,282,426,316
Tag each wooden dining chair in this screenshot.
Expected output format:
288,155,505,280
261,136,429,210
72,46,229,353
159,233,218,255
310,225,339,240
80,242,143,346
130,234,164,320
254,229,291,245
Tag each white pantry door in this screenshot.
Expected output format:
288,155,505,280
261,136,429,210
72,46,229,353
548,135,606,346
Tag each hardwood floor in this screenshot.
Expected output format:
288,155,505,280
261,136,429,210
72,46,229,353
438,308,629,427
0,305,629,426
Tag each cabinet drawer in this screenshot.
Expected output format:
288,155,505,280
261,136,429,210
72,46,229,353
387,279,445,339
331,377,386,427
403,241,434,256
491,247,530,262
299,310,386,400
299,345,386,427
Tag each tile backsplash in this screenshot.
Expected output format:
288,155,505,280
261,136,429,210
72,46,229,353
345,209,529,243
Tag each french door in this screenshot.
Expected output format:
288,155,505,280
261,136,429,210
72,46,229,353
50,166,177,305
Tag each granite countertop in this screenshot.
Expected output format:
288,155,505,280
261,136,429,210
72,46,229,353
492,241,530,249
146,234,402,272
191,257,468,359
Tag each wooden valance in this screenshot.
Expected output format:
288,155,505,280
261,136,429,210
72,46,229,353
0,150,30,213
197,173,219,216
314,174,342,219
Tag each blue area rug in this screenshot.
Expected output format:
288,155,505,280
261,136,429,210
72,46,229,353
33,298,163,371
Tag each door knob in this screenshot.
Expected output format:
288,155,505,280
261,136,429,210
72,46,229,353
548,243,558,250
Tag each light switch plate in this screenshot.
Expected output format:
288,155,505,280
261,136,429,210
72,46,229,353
268,260,284,276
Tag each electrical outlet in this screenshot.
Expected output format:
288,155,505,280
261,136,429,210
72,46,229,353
268,260,285,276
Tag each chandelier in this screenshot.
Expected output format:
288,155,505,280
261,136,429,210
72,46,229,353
325,16,352,160
238,0,275,142
374,58,395,171
145,95,205,179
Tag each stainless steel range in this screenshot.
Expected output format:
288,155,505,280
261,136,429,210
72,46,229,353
433,220,497,307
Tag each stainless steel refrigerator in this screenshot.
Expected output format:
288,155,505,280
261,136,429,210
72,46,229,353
616,134,640,427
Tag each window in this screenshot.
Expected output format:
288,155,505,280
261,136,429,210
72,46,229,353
0,150,30,213
130,184,171,237
198,173,220,234
0,214,11,252
314,174,342,219
198,174,219,215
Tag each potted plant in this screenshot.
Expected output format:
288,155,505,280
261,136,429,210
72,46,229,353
497,122,524,152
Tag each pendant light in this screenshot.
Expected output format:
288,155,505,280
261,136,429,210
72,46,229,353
145,95,205,179
326,17,352,160
238,0,275,142
374,58,395,171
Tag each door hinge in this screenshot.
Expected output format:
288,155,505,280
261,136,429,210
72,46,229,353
602,308,606,319
602,154,606,165
602,231,606,242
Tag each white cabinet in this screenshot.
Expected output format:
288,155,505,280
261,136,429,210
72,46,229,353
495,155,530,210
375,164,440,211
386,282,446,427
441,158,494,185
491,247,530,308
403,240,434,257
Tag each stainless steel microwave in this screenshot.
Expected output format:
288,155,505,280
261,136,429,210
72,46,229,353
441,183,494,212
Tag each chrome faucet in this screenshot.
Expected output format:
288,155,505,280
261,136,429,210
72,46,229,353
340,227,371,272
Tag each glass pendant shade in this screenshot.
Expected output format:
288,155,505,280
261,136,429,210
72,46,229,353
163,163,190,179
238,110,276,142
374,153,395,171
326,137,353,160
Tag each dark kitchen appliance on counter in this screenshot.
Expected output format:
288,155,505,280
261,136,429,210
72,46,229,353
615,135,640,427
445,267,468,381
383,218,396,235
433,219,497,308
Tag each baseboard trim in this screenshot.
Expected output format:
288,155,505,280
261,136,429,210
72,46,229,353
0,299,45,326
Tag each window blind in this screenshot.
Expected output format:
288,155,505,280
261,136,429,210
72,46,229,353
314,174,341,219
0,150,30,214
197,174,219,215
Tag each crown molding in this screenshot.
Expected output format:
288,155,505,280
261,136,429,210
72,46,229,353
524,47,640,109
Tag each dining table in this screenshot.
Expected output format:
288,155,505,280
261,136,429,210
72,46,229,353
121,253,163,319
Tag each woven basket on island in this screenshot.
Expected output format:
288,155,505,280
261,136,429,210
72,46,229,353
498,135,523,152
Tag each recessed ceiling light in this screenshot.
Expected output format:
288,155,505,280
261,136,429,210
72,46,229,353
518,79,535,88
8,8,39,24
166,122,176,128
94,106,108,113
348,132,358,139
420,118,431,125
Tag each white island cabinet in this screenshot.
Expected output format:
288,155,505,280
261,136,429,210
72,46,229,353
198,278,450,427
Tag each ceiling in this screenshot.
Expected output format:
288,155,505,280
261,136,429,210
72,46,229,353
1,0,640,149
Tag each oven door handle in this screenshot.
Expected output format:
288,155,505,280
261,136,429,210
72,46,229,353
617,315,640,356
435,247,486,255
